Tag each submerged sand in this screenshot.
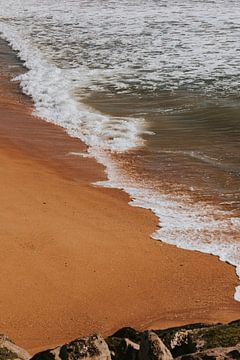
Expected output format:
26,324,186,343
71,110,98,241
0,74,239,354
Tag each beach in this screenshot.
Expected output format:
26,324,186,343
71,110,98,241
0,69,240,355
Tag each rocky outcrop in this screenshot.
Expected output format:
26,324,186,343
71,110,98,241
105,321,240,359
2,319,240,360
138,331,173,360
176,343,240,359
30,335,111,360
154,320,240,357
0,335,30,360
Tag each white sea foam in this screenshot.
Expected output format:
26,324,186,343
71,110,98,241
0,24,145,152
68,152,92,158
94,150,240,301
0,0,240,300
0,0,240,96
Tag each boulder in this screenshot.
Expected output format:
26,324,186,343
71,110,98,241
31,334,111,360
106,337,139,360
138,331,173,360
0,335,30,360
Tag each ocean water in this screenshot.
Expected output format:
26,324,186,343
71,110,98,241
0,0,240,299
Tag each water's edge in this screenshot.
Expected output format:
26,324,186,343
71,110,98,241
1,30,239,302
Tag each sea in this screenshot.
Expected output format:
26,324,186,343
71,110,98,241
0,0,240,299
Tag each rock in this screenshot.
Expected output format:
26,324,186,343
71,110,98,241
175,343,240,359
125,339,140,352
122,339,139,360
1,320,240,360
106,337,139,360
0,335,30,360
154,320,240,357
169,330,197,357
110,328,141,344
106,327,141,359
138,331,173,360
31,334,111,360
105,337,123,359
153,324,212,357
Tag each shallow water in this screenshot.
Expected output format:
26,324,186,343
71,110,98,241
0,0,240,299
84,91,240,211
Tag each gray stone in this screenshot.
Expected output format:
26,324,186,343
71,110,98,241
138,331,173,360
31,335,111,360
0,335,30,360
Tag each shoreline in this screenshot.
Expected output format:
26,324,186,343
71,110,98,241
0,66,240,353
2,35,240,300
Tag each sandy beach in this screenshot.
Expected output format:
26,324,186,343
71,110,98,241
0,73,240,354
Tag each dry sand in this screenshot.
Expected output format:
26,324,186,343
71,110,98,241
0,74,239,354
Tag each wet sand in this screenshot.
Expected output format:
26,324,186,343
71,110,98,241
0,74,240,354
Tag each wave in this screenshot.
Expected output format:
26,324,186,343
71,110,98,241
0,23,145,152
0,16,240,301
158,149,240,175
94,150,240,301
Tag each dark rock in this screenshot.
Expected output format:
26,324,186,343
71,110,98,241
175,343,240,359
0,335,30,360
153,320,240,357
229,320,240,327
106,337,139,360
124,339,139,360
167,330,197,358
106,327,141,359
138,331,173,360
31,334,111,360
105,336,123,358
227,349,240,359
110,328,141,344
200,322,240,350
153,324,212,356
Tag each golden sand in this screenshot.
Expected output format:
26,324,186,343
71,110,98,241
0,75,239,354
